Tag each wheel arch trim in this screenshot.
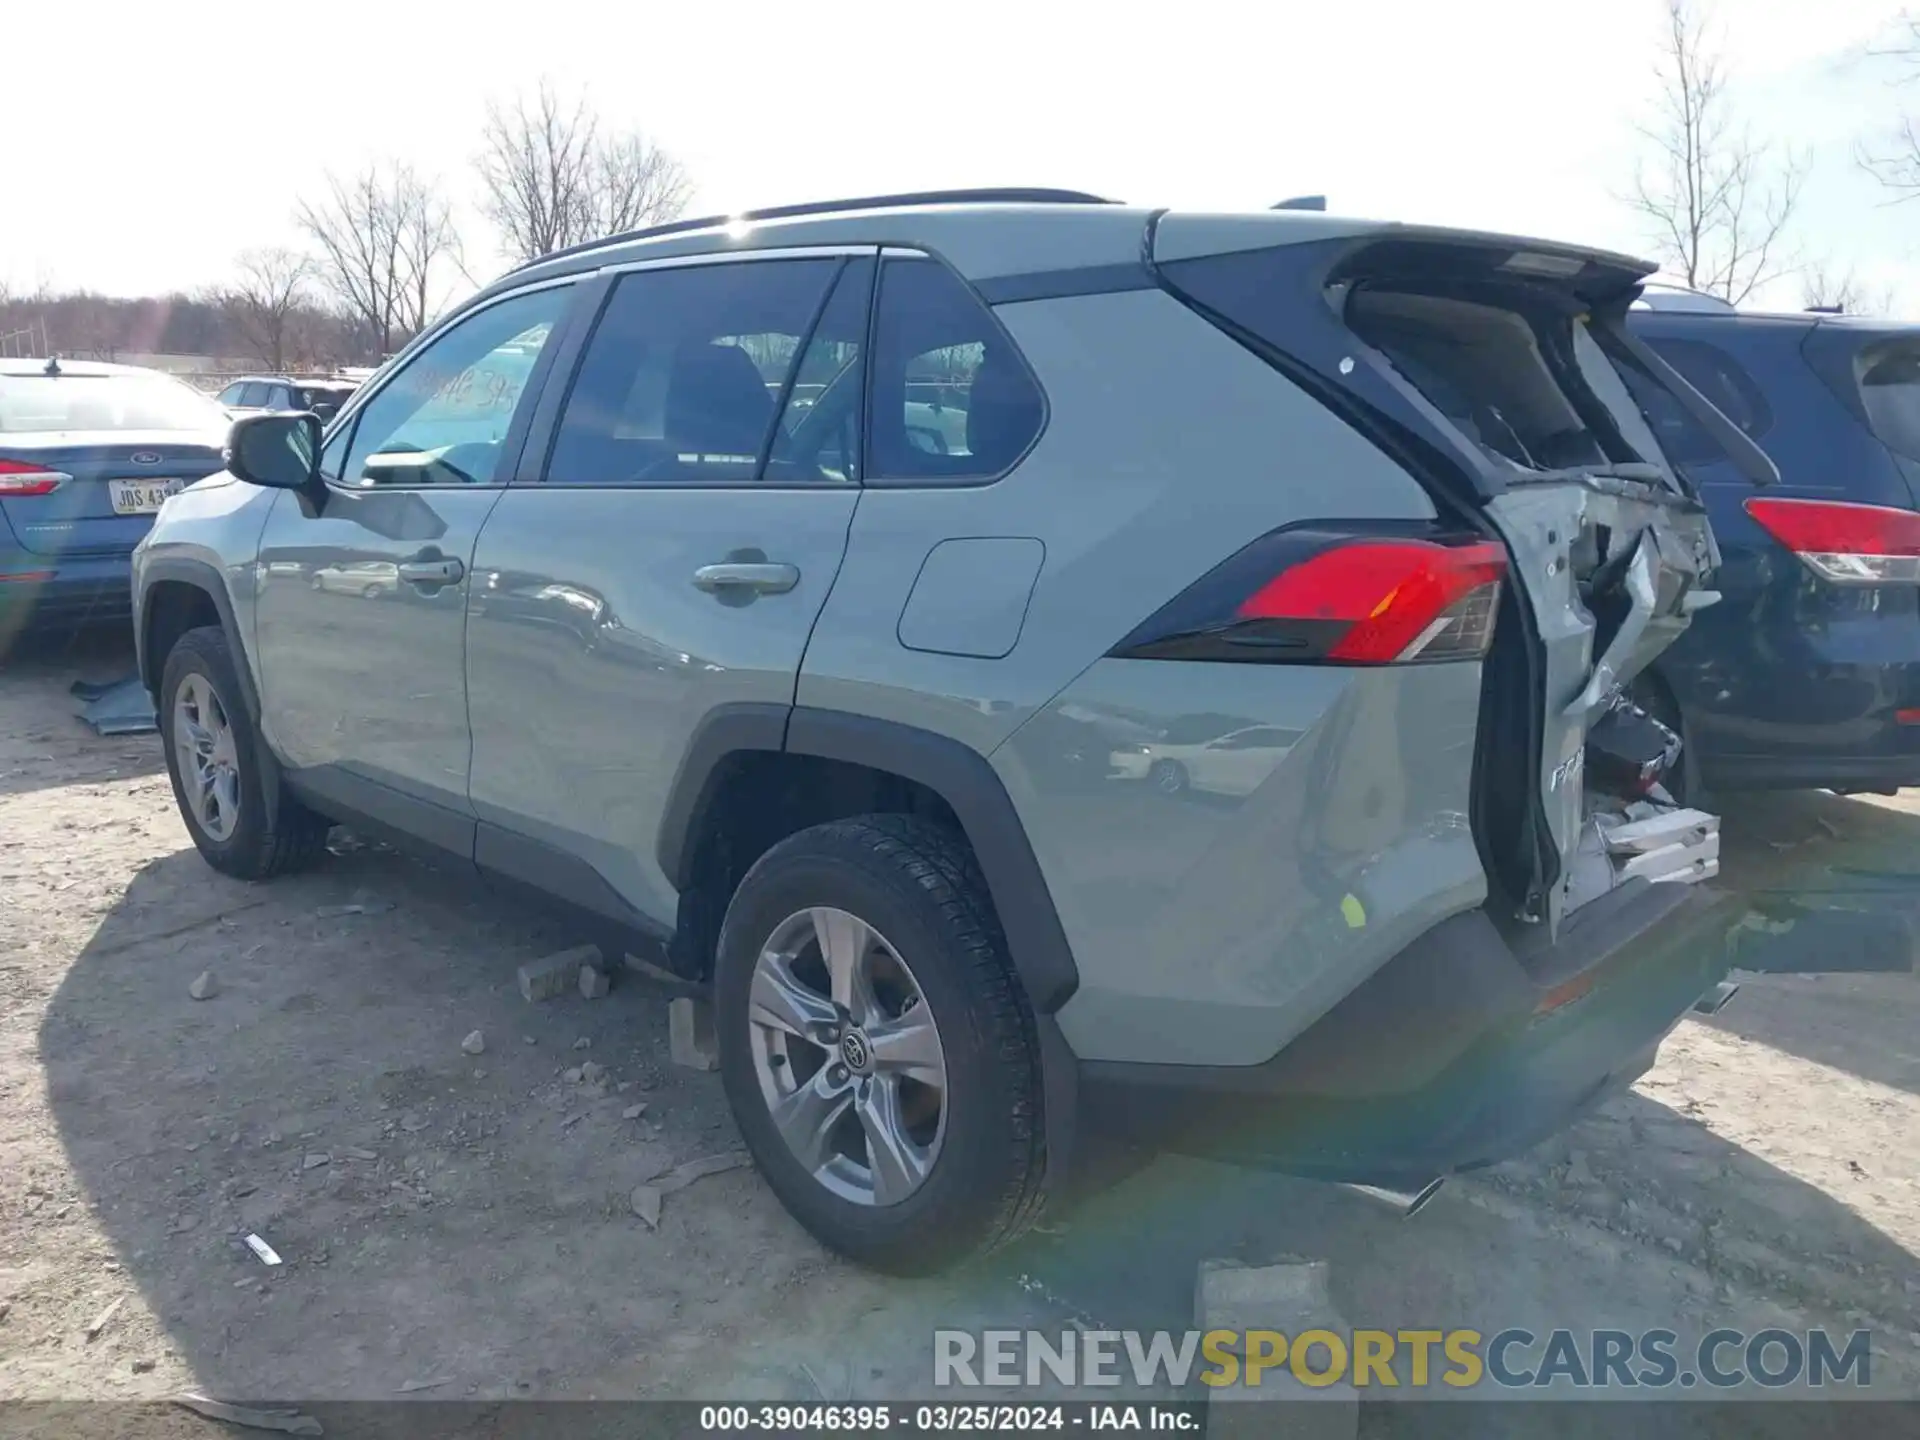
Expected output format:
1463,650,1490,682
656,704,1081,1013
137,557,260,724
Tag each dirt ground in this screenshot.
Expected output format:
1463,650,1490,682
2,631,1918,1431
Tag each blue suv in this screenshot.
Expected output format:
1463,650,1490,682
1626,289,1920,797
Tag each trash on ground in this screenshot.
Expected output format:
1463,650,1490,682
243,1233,283,1267
174,1394,323,1436
629,1184,663,1228
72,675,157,736
83,1294,125,1341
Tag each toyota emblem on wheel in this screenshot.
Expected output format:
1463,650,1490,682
839,1029,872,1073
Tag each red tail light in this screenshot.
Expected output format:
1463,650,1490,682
1111,525,1507,667
0,457,71,497
1744,497,1920,585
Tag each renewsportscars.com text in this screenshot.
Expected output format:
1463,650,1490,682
934,1327,1874,1390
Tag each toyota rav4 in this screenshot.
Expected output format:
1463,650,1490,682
133,190,1764,1273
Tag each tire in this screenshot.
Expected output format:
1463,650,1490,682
714,815,1048,1274
159,625,330,880
1149,759,1189,796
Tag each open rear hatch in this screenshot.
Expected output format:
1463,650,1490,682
1154,221,1776,938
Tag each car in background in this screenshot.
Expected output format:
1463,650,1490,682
0,358,230,636
1110,723,1304,797
1624,288,1920,798
215,375,359,422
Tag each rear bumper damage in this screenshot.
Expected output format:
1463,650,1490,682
1077,876,1735,1186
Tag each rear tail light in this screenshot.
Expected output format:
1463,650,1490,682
1111,525,1507,666
0,457,71,496
1744,497,1920,585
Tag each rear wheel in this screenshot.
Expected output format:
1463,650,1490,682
714,815,1048,1273
1149,759,1189,795
159,626,329,879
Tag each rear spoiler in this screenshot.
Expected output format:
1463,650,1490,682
1609,322,1780,487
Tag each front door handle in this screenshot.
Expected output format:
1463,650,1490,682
692,562,800,595
398,556,465,585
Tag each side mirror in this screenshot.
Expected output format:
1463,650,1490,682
228,412,322,493
311,401,340,423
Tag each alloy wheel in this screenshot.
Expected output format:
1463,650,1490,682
746,906,948,1206
172,674,241,842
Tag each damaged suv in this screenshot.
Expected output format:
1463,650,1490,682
132,191,1765,1273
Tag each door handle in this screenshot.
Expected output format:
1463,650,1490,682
692,562,799,595
398,556,465,585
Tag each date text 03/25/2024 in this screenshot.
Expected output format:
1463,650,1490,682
698,1403,1198,1432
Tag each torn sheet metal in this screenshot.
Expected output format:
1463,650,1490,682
71,674,157,736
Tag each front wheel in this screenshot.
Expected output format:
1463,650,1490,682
714,815,1049,1274
159,625,330,880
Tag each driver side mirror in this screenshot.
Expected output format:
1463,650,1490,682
228,412,322,495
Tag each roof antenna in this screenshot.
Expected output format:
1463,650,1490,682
43,354,61,377
1272,195,1327,211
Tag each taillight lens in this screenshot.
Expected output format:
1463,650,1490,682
0,457,71,496
1744,497,1920,585
1112,526,1507,666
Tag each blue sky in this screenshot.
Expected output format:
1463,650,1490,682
10,0,1919,314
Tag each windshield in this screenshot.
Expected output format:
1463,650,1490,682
0,372,230,434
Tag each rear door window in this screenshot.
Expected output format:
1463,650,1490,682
545,257,847,485
867,257,1045,484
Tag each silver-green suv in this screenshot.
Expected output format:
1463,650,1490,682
133,190,1765,1273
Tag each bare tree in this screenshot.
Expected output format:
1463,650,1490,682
297,164,461,357
212,248,313,370
476,80,692,265
1627,0,1806,304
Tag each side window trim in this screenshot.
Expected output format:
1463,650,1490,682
756,257,850,477
864,246,1050,489
323,277,578,494
529,247,881,488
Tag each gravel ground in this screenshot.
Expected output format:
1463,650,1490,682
1,631,1916,1432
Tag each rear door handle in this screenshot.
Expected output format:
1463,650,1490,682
398,557,465,585
692,562,800,595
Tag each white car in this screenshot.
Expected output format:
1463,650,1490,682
1111,724,1302,797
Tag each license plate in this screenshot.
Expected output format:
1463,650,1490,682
108,478,185,515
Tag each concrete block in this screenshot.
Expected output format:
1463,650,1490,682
669,997,719,1071
578,963,611,999
518,944,600,1004
1195,1257,1356,1440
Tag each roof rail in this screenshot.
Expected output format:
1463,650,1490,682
1633,283,1737,314
504,187,1118,277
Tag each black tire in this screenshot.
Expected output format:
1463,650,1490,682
714,815,1048,1274
159,625,330,880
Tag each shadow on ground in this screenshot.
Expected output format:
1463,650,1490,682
31,832,1920,1413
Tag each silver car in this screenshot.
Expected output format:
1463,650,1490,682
133,188,1767,1273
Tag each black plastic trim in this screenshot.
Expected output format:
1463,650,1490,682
283,765,475,858
655,702,793,890
974,262,1157,305
784,708,1080,1012
476,822,672,940
136,557,258,720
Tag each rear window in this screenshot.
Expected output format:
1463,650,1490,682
0,373,230,433
1856,345,1920,463
1344,289,1668,477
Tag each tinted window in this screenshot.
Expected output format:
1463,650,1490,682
868,258,1044,483
340,285,570,487
1856,344,1920,463
267,385,294,409
1648,339,1772,439
217,383,246,405
237,383,270,407
766,258,872,484
546,258,844,485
